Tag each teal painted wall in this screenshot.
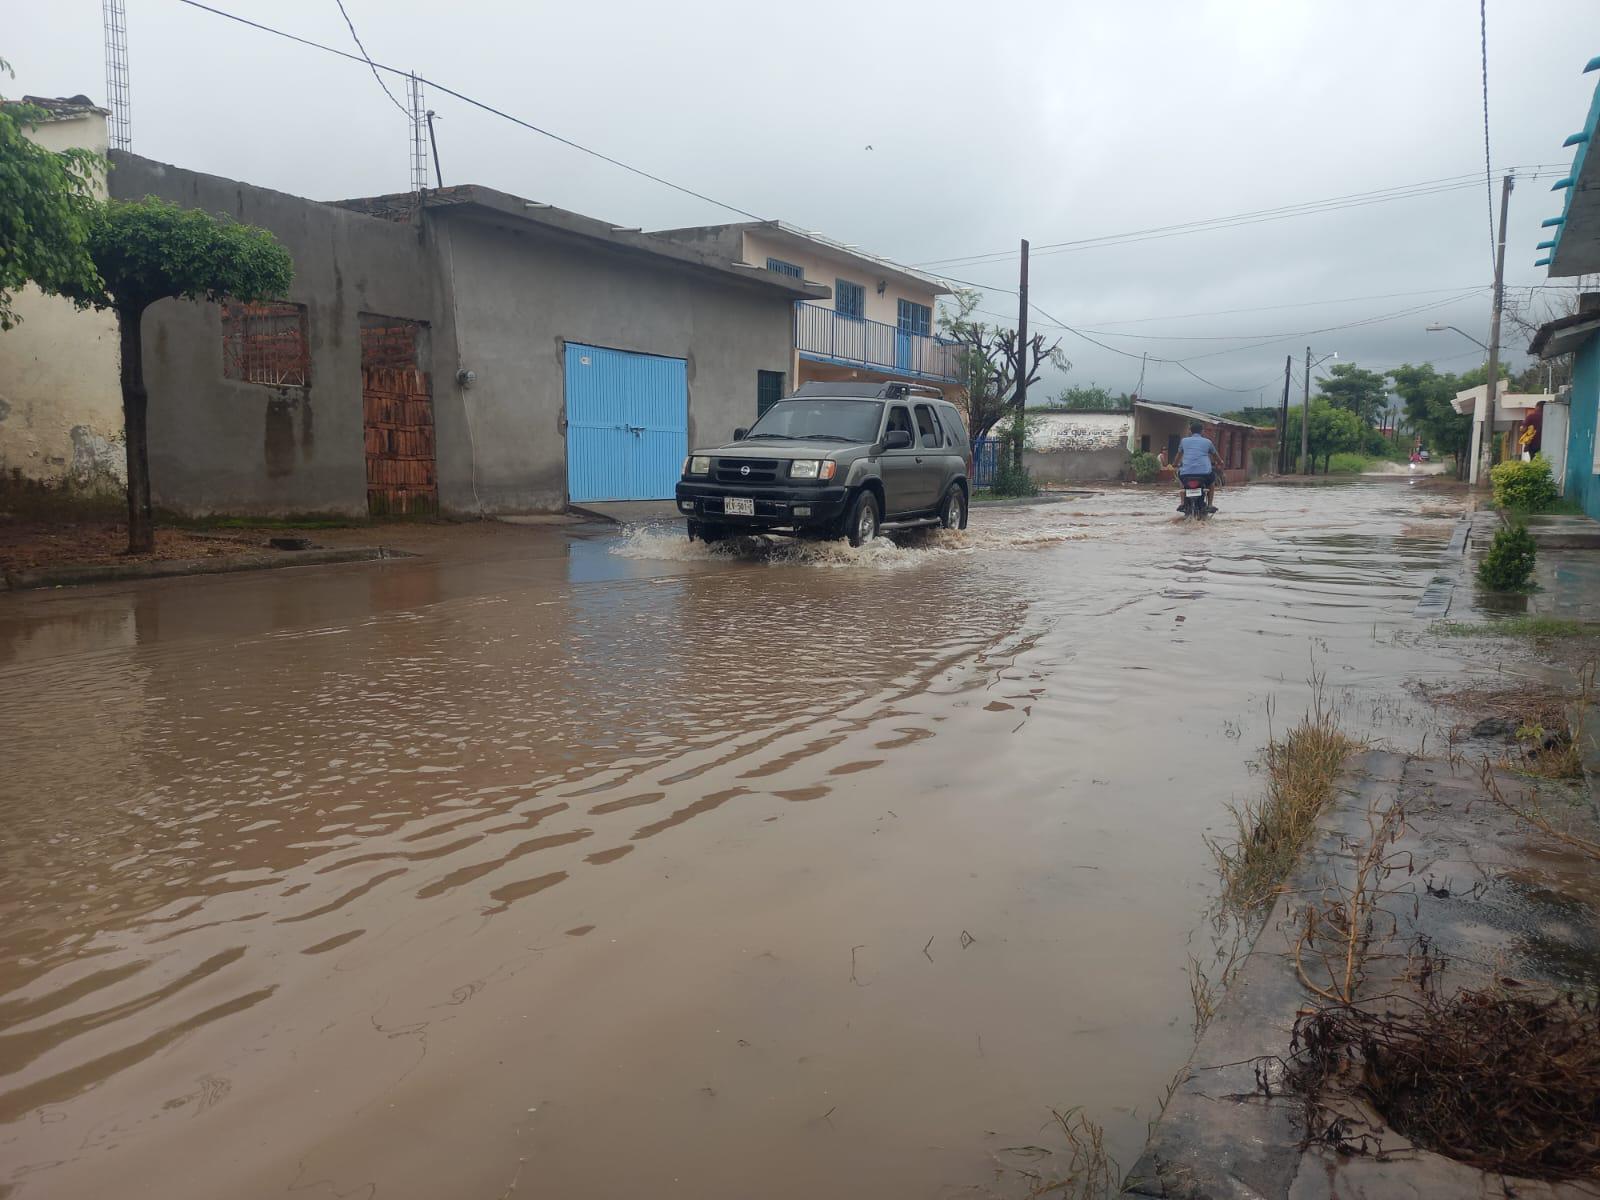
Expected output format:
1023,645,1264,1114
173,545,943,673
1567,335,1600,520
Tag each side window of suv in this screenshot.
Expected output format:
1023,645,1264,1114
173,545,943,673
914,404,943,449
885,404,913,443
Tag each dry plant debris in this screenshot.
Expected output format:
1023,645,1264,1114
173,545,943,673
1286,988,1600,1182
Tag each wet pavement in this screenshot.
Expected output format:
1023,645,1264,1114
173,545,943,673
0,481,1481,1199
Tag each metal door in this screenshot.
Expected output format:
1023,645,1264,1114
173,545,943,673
564,343,688,502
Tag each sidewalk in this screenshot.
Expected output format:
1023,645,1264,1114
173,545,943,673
1126,747,1599,1198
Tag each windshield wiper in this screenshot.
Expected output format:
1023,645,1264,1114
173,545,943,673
799,434,856,442
746,433,793,440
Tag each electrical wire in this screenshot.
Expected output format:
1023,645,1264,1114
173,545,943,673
1480,0,1496,272
913,166,1566,271
332,0,409,118
170,0,766,220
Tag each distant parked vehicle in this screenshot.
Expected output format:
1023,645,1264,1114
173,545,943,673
675,381,971,546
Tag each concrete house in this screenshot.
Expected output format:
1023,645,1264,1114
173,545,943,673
1133,401,1272,476
1023,409,1136,483
652,221,960,408
1528,59,1600,521
3,130,826,516
1449,384,1547,484
0,97,125,491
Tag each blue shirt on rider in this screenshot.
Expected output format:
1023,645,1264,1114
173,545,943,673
1177,434,1217,475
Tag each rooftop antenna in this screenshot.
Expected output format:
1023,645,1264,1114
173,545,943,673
102,0,132,150
407,72,428,193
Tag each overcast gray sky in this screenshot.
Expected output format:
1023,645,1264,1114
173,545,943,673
11,0,1596,407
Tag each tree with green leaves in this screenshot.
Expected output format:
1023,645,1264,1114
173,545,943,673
939,289,1067,469
70,199,293,552
1388,363,1474,479
1051,384,1131,411
0,65,103,329
1316,362,1389,426
1285,399,1365,473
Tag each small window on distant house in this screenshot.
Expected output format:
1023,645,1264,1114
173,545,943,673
766,257,804,280
222,301,310,387
897,299,932,337
1140,434,1152,453
835,279,865,320
757,370,785,416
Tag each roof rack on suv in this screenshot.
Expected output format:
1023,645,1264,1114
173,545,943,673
790,381,947,401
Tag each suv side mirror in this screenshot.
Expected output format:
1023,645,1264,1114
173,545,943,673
882,429,913,450
732,427,748,441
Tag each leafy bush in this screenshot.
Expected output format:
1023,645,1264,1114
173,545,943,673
1477,523,1537,592
1251,445,1274,476
988,460,1039,498
1129,449,1161,483
1490,458,1559,512
1326,452,1374,474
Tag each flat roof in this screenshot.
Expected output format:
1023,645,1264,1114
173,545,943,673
1529,309,1600,357
336,188,829,302
654,220,951,296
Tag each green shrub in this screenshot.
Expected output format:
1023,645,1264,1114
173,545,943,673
1476,523,1538,592
1129,449,1161,483
1489,458,1559,511
988,460,1039,498
1326,452,1374,474
1251,445,1274,475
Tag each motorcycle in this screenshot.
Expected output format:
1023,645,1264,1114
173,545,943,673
1177,474,1213,520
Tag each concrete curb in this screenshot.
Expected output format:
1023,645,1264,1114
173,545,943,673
2,546,407,592
1123,750,1407,1199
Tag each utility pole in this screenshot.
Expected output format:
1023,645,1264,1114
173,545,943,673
1301,345,1311,474
1479,173,1514,486
1013,239,1030,473
1278,354,1292,473
426,110,443,189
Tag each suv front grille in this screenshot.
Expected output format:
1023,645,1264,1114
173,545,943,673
714,457,781,485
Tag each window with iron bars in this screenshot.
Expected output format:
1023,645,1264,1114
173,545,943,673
222,301,310,387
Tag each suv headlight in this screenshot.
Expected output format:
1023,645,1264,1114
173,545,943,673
685,455,711,476
789,460,836,480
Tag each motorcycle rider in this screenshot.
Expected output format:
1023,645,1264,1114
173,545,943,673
1175,420,1223,513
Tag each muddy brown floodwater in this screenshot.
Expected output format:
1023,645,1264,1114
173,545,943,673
0,483,1479,1199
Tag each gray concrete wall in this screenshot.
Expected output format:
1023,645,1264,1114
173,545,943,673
435,213,795,513
109,153,441,516
1024,447,1129,484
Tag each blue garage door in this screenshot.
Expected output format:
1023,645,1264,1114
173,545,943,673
564,343,689,502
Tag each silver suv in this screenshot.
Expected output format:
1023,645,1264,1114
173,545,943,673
675,381,971,546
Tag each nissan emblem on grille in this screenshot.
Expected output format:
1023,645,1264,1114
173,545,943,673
740,465,750,476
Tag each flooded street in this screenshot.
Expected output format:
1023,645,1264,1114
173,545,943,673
0,482,1476,1199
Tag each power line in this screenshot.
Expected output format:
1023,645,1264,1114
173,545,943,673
918,174,1485,268
170,0,766,221
1084,285,1492,328
914,167,1566,271
332,0,409,118
1480,0,1496,271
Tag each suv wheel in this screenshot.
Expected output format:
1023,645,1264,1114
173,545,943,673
846,491,881,547
939,485,968,531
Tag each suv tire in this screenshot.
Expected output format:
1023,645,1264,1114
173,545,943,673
846,491,881,547
938,485,968,531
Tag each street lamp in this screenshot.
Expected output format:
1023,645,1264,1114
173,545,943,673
1424,323,1490,352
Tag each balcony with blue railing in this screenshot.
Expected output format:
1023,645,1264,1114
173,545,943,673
795,302,961,384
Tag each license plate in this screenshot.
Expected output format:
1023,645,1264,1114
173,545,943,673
1183,488,1204,498
725,497,755,516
